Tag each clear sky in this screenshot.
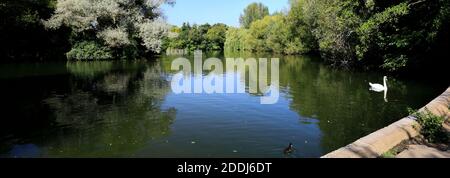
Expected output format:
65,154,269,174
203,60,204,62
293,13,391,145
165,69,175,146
161,0,289,27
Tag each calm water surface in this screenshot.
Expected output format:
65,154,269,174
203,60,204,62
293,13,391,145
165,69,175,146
0,53,447,157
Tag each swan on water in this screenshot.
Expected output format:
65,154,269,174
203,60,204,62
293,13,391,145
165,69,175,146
369,76,388,92
369,76,388,102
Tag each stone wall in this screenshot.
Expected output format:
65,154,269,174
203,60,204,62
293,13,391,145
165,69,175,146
321,87,450,158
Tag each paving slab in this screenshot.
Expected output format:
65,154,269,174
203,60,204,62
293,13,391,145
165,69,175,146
396,145,450,158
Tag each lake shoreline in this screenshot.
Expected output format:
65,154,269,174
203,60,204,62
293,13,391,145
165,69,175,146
322,87,450,158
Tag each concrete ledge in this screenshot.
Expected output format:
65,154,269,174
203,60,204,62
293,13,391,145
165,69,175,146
396,145,450,158
322,87,450,158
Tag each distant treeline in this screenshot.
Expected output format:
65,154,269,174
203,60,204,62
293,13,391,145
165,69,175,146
162,23,228,52
1,0,449,73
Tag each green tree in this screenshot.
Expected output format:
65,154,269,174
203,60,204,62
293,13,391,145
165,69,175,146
224,27,248,51
306,0,362,66
245,15,287,52
286,0,317,54
239,2,270,29
44,0,175,60
0,0,70,60
298,0,449,71
226,14,307,54
206,23,228,50
356,0,450,71
162,22,228,52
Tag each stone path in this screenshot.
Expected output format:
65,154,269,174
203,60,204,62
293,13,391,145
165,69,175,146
396,145,450,158
395,120,450,158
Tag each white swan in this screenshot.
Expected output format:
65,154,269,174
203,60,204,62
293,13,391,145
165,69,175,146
369,76,388,92
369,76,388,102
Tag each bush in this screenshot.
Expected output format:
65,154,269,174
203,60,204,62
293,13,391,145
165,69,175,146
408,108,448,143
66,41,113,61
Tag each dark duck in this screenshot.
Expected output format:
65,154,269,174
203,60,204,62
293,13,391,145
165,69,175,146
283,143,295,154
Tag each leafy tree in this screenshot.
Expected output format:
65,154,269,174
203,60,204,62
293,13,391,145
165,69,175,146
162,22,228,52
286,0,317,53
66,41,113,60
226,1,314,54
306,0,362,66
0,0,70,60
245,15,286,52
301,0,449,71
206,23,228,50
225,14,307,54
44,0,175,60
227,0,449,72
356,0,450,71
224,27,248,51
239,2,270,29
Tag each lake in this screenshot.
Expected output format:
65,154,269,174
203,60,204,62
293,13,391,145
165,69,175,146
0,53,447,158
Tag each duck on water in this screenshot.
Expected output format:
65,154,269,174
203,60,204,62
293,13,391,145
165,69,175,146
284,143,295,154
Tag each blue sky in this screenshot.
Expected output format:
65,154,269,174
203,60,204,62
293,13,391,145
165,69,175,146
161,0,289,27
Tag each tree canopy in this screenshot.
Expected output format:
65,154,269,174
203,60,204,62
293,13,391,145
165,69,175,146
225,0,450,72
162,23,229,52
44,0,175,60
0,0,70,60
239,2,270,29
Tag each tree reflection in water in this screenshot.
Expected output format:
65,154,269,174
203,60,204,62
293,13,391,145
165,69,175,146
278,56,425,153
43,61,176,157
0,55,445,157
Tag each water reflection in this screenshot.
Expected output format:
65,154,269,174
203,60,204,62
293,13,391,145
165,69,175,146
8,144,41,158
165,52,280,104
66,61,114,79
276,55,441,153
223,52,443,153
1,61,176,157
0,54,446,157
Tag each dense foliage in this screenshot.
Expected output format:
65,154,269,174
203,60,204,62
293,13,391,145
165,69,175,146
0,0,70,60
225,0,450,72
409,108,448,143
1,0,175,61
2,0,449,72
43,0,175,60
66,41,113,60
162,23,228,52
